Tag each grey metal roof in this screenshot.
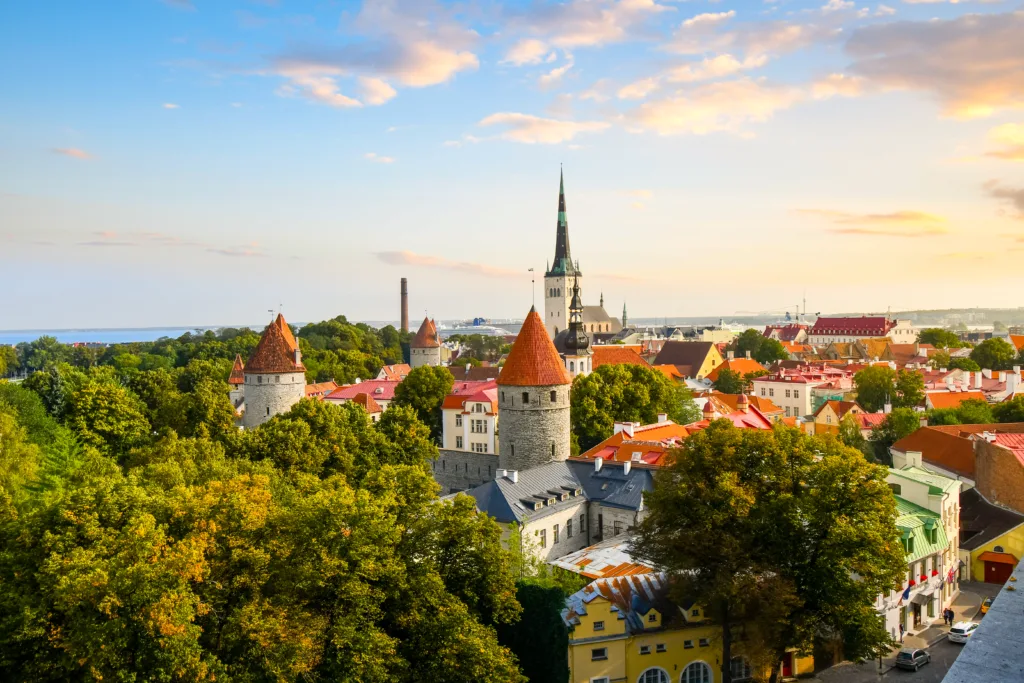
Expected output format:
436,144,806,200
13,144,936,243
942,557,1024,682
460,459,652,524
959,487,1024,551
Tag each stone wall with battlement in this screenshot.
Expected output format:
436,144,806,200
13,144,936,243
432,449,498,494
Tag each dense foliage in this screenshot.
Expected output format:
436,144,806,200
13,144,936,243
733,329,790,365
392,366,455,442
969,337,1019,371
917,328,966,349
632,422,905,683
570,364,700,453
0,357,524,682
853,366,924,413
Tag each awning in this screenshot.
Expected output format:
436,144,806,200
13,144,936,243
910,593,931,606
978,551,1018,565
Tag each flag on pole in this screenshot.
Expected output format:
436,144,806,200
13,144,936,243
897,585,911,607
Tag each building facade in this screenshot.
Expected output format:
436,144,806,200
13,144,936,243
441,380,498,455
562,277,593,379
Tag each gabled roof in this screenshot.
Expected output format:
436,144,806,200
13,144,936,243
378,363,412,381
652,341,716,375
305,381,338,397
813,400,862,419
350,392,383,414
959,487,1024,551
895,496,948,563
592,345,650,369
411,317,440,348
563,573,672,633
926,390,987,410
550,538,655,579
856,413,887,429
326,379,400,402
442,380,499,412
712,393,784,416
706,358,766,382
228,353,245,385
764,324,807,341
576,420,691,467
448,365,502,382
1010,335,1024,352
498,308,571,387
245,313,305,374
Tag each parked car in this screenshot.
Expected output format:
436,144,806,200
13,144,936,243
948,621,980,643
981,596,994,614
895,648,931,671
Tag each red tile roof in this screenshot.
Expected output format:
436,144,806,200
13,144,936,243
442,380,499,411
497,308,571,387
763,324,807,341
350,392,383,414
856,413,887,429
576,421,692,467
326,379,399,402
926,391,987,410
378,363,411,381
810,316,893,336
706,358,767,382
305,381,338,398
411,317,440,348
228,353,245,385
592,346,650,369
711,393,784,416
992,433,1024,467
1010,335,1024,352
889,424,1024,478
245,313,305,374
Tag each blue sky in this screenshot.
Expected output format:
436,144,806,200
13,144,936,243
2,0,1023,329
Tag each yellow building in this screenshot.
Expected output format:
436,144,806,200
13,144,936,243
810,400,863,436
959,487,1024,584
652,342,725,381
563,573,814,683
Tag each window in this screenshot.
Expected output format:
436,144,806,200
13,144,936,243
580,514,586,532
613,521,623,537
731,657,753,682
592,679,610,683
769,388,774,397
455,414,463,427
637,669,669,683
785,389,791,398
826,415,832,424
522,392,530,404
684,640,694,649
760,388,766,396
472,442,487,453
257,375,262,384
553,524,560,544
551,443,556,457
648,613,657,623
889,483,901,495
681,662,711,683
593,621,605,632
456,436,463,449
550,390,557,402
501,392,505,402
567,519,573,538
598,514,603,538
591,648,607,661
699,638,709,647
785,407,791,417
570,361,575,372
539,529,546,548
275,375,280,383
656,643,666,653
640,645,651,655
266,407,270,416
794,390,799,398
471,419,487,434
691,608,700,617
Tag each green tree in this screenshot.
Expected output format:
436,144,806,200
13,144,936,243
392,366,455,441
496,582,570,683
918,328,964,349
0,346,17,377
64,378,151,457
993,396,1024,423
927,399,994,426
993,320,1008,332
733,330,789,365
971,338,1018,370
571,364,700,452
375,404,440,468
712,368,746,394
893,369,925,409
872,407,921,464
853,366,896,413
632,422,905,683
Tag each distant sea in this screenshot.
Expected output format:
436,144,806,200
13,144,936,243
0,327,232,346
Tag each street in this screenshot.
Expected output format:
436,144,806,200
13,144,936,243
815,639,967,683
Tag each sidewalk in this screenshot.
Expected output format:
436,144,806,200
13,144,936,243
900,587,982,649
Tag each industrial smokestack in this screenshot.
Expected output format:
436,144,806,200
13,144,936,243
400,278,409,333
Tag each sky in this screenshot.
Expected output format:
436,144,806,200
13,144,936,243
1,0,1023,329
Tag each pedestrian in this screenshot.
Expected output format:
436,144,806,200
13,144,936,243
899,623,904,642
946,608,954,626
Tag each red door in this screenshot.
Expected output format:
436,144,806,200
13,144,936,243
986,561,1013,584
782,653,794,678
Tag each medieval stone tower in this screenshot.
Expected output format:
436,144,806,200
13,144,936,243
410,316,442,368
242,313,306,429
544,168,580,339
497,307,572,471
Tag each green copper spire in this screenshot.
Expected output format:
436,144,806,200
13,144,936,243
622,301,628,328
546,166,579,277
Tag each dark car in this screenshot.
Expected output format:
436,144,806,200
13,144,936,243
895,648,931,671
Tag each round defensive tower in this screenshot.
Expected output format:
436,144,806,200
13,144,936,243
242,313,306,429
410,316,442,368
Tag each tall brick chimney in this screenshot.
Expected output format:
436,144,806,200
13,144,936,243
400,278,409,333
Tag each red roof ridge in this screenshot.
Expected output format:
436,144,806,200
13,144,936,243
498,308,572,386
228,353,245,385
411,316,440,348
245,314,305,374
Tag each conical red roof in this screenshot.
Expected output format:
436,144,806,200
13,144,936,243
411,316,440,348
245,313,306,374
228,353,245,385
498,308,571,386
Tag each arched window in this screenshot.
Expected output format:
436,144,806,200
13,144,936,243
730,656,753,682
638,668,669,683
681,662,712,683
570,361,575,372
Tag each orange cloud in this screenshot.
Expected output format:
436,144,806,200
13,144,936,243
51,148,92,159
797,209,949,236
376,250,521,277
985,123,1024,161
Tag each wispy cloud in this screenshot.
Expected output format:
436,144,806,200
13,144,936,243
478,112,609,144
51,147,92,160
539,55,574,87
501,39,550,66
376,250,520,277
365,152,395,163
797,209,949,235
985,123,1024,161
163,103,180,109
984,180,1024,218
357,76,397,106
506,0,676,50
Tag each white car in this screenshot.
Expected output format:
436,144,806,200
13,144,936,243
948,621,979,643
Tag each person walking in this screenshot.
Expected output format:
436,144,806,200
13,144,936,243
899,622,905,642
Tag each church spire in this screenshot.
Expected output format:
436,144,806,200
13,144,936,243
622,301,628,328
546,167,579,277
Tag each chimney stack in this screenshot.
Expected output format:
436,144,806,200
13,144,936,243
400,278,409,333
594,457,603,472
623,460,632,475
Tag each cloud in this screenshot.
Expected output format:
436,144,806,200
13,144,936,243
539,56,574,87
797,209,949,235
665,53,767,83
163,103,180,109
78,240,139,247
630,78,802,136
478,112,610,144
580,78,613,102
821,0,854,13
984,180,1024,217
365,152,395,163
811,73,864,99
51,147,91,160
845,12,1024,118
207,247,266,257
985,123,1024,161
502,38,550,66
357,76,397,105
375,250,520,277
275,69,363,108
668,13,841,64
618,77,661,100
875,4,896,16
506,0,675,49
681,11,735,30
